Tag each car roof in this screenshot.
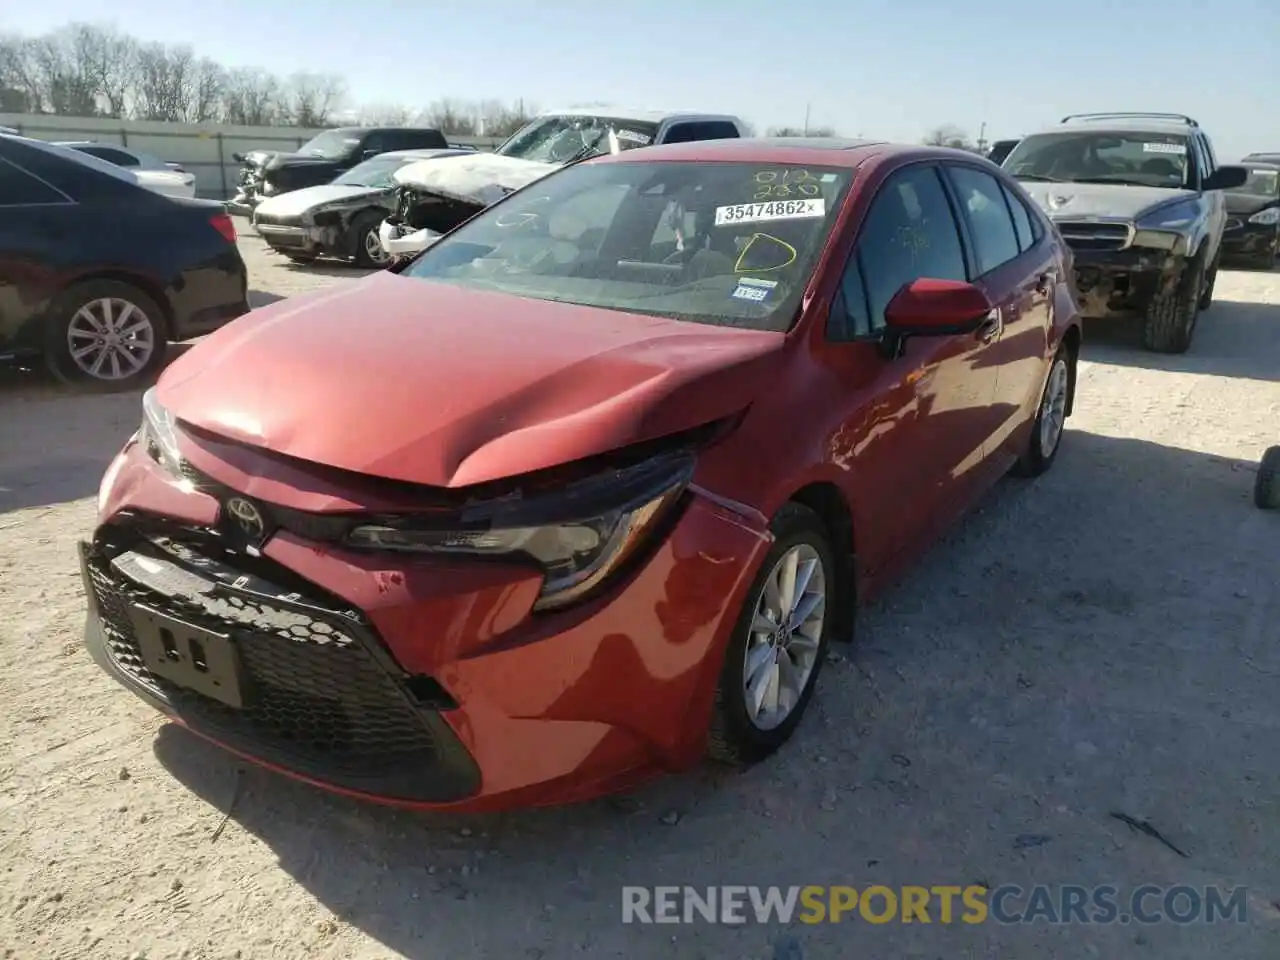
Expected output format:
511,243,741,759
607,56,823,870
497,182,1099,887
590,136,919,167
1243,160,1280,170
1038,118,1196,137
538,105,739,125
55,140,132,150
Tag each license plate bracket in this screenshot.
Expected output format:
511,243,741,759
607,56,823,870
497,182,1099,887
130,604,245,708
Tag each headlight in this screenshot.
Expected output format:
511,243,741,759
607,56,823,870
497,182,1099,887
139,387,183,477
1136,201,1198,230
1248,207,1280,226
346,452,694,611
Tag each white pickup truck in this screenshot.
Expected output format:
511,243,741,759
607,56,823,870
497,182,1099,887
379,106,749,259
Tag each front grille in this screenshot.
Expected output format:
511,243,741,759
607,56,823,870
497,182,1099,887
253,212,301,227
84,524,480,801
1054,220,1133,251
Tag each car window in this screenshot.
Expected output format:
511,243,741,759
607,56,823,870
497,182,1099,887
947,166,1021,275
0,159,68,205
78,145,139,167
1005,132,1192,190
1001,183,1035,252
402,160,853,332
661,121,740,144
832,164,967,339
361,133,386,156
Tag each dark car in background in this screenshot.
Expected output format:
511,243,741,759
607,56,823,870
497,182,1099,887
0,133,248,389
250,148,469,267
229,126,449,212
1221,162,1280,269
986,138,1020,164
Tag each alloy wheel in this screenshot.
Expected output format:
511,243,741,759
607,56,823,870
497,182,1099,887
65,297,156,381
742,543,827,731
1039,356,1069,457
364,227,391,265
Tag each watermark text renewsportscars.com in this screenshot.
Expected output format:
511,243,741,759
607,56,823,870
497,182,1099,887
621,884,1249,925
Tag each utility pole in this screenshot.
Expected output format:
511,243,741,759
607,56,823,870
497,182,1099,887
803,103,810,136
976,120,988,154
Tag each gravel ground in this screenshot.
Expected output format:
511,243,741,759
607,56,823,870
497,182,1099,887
2,223,1279,960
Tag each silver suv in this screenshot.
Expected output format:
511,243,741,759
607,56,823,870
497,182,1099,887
1003,112,1247,353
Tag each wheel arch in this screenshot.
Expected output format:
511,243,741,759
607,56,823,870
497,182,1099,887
56,269,175,334
783,480,857,641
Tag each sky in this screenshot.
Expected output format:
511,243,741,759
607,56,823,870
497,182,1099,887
12,0,1280,160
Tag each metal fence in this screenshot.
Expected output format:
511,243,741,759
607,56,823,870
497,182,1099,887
0,113,504,199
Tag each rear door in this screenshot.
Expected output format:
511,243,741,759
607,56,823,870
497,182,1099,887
823,161,1000,571
0,156,76,355
942,162,1056,465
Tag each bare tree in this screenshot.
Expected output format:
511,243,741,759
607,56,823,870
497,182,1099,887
284,72,345,127
132,42,198,121
419,98,478,136
0,34,43,112
29,27,100,116
70,24,137,118
188,58,225,122
219,68,282,126
923,124,975,150
358,102,413,126
474,98,534,138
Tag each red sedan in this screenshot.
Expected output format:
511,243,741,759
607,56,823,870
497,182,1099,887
82,138,1082,811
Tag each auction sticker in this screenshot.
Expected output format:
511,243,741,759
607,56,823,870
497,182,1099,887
731,277,778,302
715,199,825,226
1142,142,1186,155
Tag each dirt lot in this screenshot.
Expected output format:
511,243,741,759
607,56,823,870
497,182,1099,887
2,224,1279,960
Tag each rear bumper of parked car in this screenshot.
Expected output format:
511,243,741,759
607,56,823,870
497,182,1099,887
83,439,770,811
169,248,251,338
1219,219,1279,264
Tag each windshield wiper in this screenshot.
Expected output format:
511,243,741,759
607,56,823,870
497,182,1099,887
1068,176,1164,188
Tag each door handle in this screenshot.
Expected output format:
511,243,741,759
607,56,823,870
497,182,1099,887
975,308,1003,343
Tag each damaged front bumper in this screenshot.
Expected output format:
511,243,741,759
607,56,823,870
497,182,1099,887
1219,219,1279,265
1056,221,1191,320
379,219,441,258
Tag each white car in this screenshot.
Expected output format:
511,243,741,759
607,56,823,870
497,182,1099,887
56,141,198,199
379,106,748,259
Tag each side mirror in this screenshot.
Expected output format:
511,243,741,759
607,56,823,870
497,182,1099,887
1203,165,1248,191
884,278,993,337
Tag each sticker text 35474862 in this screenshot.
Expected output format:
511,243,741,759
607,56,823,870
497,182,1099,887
715,199,825,226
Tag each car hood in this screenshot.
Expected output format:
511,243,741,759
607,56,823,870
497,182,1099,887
392,153,561,206
156,273,784,488
1225,192,1278,216
254,183,386,218
1017,181,1195,221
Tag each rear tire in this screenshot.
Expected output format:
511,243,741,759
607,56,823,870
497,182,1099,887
42,279,168,392
1255,446,1280,510
1011,347,1072,477
1141,254,1203,354
1198,257,1218,310
707,503,834,766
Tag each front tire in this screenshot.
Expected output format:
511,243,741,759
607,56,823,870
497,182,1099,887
1141,254,1203,354
1255,447,1280,510
349,211,392,269
707,503,835,766
42,280,168,391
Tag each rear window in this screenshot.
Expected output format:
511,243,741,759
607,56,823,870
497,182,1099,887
402,159,853,332
1241,168,1280,198
7,138,145,199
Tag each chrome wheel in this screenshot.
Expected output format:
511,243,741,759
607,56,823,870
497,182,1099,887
65,297,156,381
1039,356,1069,457
364,226,390,265
742,543,826,731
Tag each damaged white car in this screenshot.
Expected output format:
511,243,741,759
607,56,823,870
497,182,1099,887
379,107,747,259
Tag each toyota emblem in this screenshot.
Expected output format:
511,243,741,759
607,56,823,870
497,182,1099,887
225,497,266,543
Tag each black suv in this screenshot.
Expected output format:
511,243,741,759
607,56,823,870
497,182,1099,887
1003,113,1247,353
229,126,449,211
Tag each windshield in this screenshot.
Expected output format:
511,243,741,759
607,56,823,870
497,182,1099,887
1004,132,1194,189
334,156,411,188
1239,168,1280,198
297,130,361,159
496,115,661,165
401,160,851,332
